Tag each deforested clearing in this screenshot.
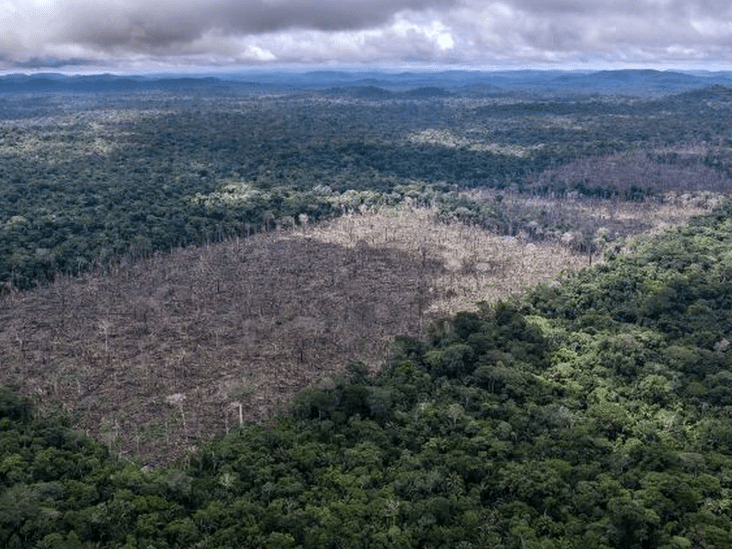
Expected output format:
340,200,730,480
302,206,588,316
0,199,710,464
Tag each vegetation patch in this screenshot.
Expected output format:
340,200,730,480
0,203,585,464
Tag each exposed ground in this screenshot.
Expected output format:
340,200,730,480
0,198,715,465
303,207,587,316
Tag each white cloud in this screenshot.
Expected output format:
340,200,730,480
391,18,455,51
241,45,277,62
690,17,732,38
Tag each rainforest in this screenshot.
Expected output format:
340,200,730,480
2,69,732,548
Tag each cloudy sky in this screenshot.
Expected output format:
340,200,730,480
1,0,731,72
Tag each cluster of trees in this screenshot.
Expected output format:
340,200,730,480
2,85,732,289
3,202,732,547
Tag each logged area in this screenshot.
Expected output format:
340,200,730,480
0,205,587,462
3,72,732,548
0,195,711,462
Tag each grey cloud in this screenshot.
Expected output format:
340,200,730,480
3,0,732,70
509,0,732,19
447,0,732,60
510,0,618,15
53,0,459,51
11,57,101,69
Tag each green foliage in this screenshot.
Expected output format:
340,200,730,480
3,87,732,289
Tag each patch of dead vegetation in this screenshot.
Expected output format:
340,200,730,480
0,200,714,465
462,188,721,238
0,233,432,464
531,150,732,195
303,207,587,316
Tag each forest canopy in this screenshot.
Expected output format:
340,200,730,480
1,82,732,289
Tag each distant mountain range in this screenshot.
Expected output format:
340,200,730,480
1,69,732,96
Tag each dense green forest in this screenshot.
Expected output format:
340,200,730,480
3,202,732,548
2,83,732,289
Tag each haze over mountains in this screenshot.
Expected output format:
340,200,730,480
3,69,732,96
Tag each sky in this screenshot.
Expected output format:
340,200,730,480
1,0,731,72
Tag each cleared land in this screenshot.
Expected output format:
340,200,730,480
0,197,714,464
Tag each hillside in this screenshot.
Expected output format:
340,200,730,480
3,69,732,95
0,204,582,464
